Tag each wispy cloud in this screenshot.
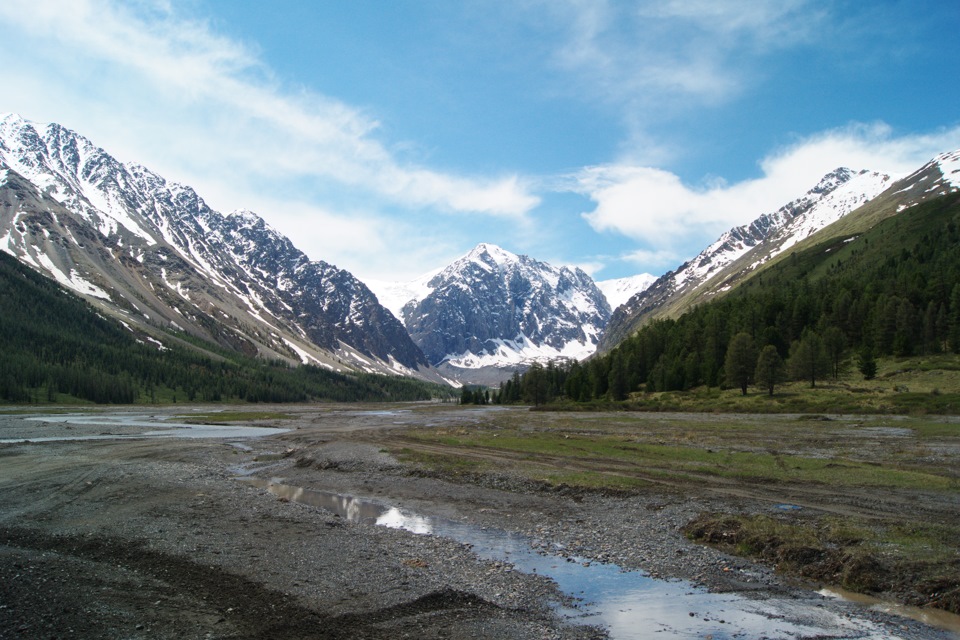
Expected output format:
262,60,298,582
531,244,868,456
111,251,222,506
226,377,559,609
0,0,539,221
572,122,960,257
544,0,821,115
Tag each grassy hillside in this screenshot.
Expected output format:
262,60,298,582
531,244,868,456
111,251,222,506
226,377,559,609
0,251,454,404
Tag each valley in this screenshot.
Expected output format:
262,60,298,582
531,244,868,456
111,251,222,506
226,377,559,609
1,405,957,639
1,7,959,639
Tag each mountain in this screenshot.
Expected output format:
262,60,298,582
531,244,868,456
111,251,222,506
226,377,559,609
0,114,436,379
0,248,450,404
370,243,611,385
532,150,960,402
546,187,960,403
596,273,657,310
597,166,897,351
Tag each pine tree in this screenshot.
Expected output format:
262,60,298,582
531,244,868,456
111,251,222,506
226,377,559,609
822,326,847,380
754,344,785,396
724,332,757,396
789,330,829,388
607,352,628,401
857,348,878,380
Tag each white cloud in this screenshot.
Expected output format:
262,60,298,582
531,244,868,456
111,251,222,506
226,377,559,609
544,0,822,116
640,0,820,45
0,0,538,221
574,122,960,249
622,248,682,270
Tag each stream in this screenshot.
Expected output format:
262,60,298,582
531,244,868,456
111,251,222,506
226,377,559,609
0,412,289,442
240,476,941,640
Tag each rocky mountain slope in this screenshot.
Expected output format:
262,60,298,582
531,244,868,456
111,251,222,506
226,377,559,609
0,114,434,379
597,167,896,351
599,150,960,352
370,243,611,384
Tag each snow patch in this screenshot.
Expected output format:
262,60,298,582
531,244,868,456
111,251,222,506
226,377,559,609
365,267,441,321
283,338,320,365
34,252,111,300
443,332,598,369
936,149,960,188
160,268,191,301
597,273,658,309
145,336,168,351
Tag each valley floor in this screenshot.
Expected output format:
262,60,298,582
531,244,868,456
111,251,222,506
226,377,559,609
0,405,957,639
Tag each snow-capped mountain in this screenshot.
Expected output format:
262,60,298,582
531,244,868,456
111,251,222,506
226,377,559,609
372,243,611,384
365,269,440,321
598,167,895,351
889,149,960,207
0,114,434,377
596,273,657,310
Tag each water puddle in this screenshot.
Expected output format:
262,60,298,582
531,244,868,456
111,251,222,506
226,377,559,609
358,410,411,417
0,413,289,443
820,587,960,635
242,478,928,639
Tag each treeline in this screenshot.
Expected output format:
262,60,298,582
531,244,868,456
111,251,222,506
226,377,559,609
0,251,453,404
495,192,960,404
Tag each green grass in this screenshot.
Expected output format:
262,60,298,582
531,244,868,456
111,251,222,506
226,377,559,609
403,426,958,491
392,407,960,614
685,512,960,611
395,448,488,475
908,421,960,438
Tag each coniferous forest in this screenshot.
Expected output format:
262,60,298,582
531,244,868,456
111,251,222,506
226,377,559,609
495,192,960,407
0,251,454,405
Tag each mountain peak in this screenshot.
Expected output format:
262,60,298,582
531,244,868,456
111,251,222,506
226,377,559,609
810,167,857,194
0,112,33,132
228,209,267,227
466,242,519,268
381,243,612,384
597,273,658,310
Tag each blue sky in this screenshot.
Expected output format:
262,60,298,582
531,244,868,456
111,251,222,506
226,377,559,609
1,1,959,283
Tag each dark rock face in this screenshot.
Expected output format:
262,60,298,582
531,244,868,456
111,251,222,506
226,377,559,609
402,243,611,367
0,114,428,372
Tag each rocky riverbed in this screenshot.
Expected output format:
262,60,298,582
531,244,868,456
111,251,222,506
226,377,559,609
1,404,957,639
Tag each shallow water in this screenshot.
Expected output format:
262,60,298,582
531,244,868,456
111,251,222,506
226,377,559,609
0,413,288,442
242,478,934,639
819,587,960,635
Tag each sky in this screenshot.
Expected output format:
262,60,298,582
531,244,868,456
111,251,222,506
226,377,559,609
1,0,959,284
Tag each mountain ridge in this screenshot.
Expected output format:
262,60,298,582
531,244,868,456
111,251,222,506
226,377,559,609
0,114,436,380
597,165,897,351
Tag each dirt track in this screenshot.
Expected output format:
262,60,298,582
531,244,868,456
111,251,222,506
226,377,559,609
1,404,957,639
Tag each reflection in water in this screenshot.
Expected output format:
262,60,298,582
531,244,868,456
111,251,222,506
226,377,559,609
819,588,960,635
242,479,434,533
375,507,433,534
241,478,940,640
